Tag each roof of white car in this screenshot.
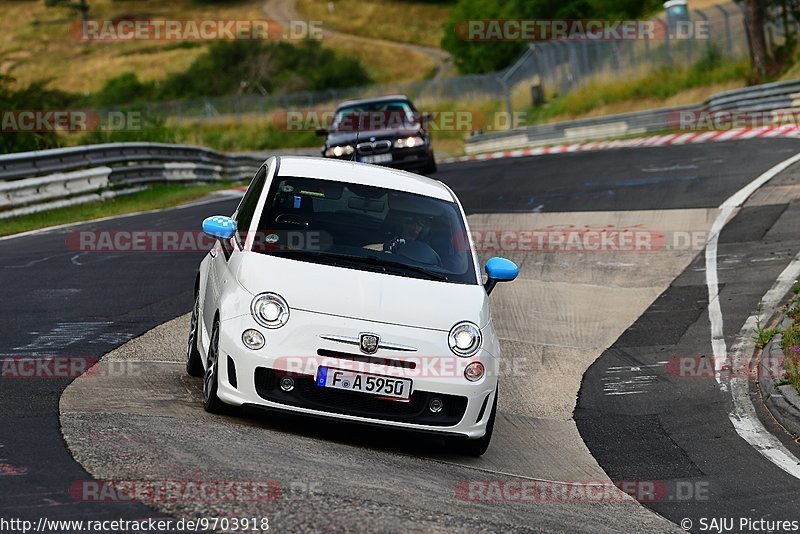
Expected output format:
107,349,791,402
275,156,455,202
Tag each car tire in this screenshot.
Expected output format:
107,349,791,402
422,154,437,175
186,293,204,377
447,390,497,457
202,319,227,414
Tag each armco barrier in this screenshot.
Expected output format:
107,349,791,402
0,167,111,212
0,143,286,218
465,78,800,155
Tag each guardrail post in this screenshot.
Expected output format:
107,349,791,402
714,4,734,56
657,17,672,65
694,9,711,54
735,1,753,63
580,41,590,79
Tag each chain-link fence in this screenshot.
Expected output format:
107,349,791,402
139,2,788,123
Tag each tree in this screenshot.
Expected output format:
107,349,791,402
743,0,769,80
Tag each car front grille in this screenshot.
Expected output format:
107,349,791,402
253,368,467,426
356,140,392,155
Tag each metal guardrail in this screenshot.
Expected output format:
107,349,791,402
0,142,269,219
706,79,800,111
465,105,697,154
465,78,800,155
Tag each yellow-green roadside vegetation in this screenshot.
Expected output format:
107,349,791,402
781,282,800,394
294,0,452,48
0,182,233,237
527,51,750,124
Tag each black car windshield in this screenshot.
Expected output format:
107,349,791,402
250,176,477,285
331,100,417,132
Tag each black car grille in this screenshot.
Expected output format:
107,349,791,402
253,368,467,426
356,140,392,155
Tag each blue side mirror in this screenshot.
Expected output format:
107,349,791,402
202,215,237,240
484,257,519,294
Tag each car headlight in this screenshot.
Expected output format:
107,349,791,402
448,321,481,357
251,293,290,329
325,145,354,157
394,136,425,148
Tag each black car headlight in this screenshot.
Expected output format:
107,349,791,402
325,145,354,157
394,136,425,149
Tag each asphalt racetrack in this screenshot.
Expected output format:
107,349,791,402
3,138,800,532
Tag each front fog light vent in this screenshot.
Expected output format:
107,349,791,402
429,397,444,413
280,377,295,392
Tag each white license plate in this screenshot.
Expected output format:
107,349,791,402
316,367,411,399
359,153,393,164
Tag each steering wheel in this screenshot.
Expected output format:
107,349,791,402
390,239,442,267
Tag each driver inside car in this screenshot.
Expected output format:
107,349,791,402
363,212,432,253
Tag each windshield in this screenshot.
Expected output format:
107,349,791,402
250,176,477,285
331,100,418,132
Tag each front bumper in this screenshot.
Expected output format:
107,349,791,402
323,146,434,171
212,310,497,439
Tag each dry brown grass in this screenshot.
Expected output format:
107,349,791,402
294,0,450,48
323,33,435,83
0,0,424,93
1,0,268,92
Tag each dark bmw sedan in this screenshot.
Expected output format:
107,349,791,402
317,95,437,174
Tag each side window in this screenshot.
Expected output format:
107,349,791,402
235,165,268,247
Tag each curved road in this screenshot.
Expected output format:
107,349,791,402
2,138,800,532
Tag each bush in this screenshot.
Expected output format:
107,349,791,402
0,79,76,153
98,39,374,104
94,73,156,107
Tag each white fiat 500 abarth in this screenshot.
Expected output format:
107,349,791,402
188,156,518,455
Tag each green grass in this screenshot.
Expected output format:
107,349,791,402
173,120,320,152
0,182,233,237
755,326,782,349
781,290,800,393
527,51,750,124
782,321,800,393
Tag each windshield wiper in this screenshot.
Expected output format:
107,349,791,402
269,249,386,272
270,249,449,281
366,256,450,282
